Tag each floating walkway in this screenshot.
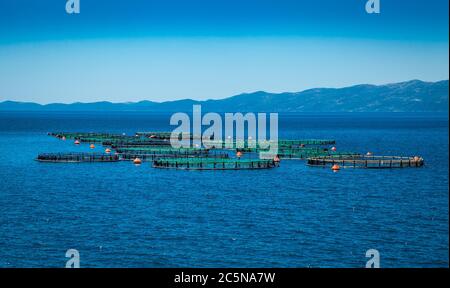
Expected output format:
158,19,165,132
153,158,278,170
307,155,424,169
36,153,119,163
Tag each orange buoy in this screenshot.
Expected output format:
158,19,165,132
236,151,243,158
105,148,111,153
133,158,142,165
74,140,80,145
331,146,337,152
331,164,340,171
90,144,95,149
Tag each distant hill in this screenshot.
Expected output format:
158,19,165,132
0,80,448,112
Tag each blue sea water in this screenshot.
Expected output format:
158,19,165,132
0,111,448,268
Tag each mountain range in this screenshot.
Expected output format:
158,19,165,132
0,80,448,112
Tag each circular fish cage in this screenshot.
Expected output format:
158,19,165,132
135,131,202,140
51,132,126,141
203,139,336,150
114,147,210,155
307,155,424,169
235,147,358,160
153,158,278,170
276,149,358,160
105,139,172,148
36,153,119,163
119,151,229,161
278,139,336,146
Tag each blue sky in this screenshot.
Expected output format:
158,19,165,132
0,0,448,103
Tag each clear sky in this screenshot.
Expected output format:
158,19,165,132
0,0,448,104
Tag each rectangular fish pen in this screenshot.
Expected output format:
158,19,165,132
307,155,424,168
153,158,278,170
36,153,119,163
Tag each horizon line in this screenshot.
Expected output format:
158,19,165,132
1,79,448,106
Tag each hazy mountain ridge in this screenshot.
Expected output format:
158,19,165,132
1,80,448,112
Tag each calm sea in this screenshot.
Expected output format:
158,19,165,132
0,111,448,267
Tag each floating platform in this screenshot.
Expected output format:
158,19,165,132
153,158,278,170
307,155,424,169
36,153,119,163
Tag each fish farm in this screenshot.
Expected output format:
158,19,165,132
114,147,209,154
120,151,229,161
37,153,119,163
37,131,425,170
307,155,425,169
153,158,278,170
